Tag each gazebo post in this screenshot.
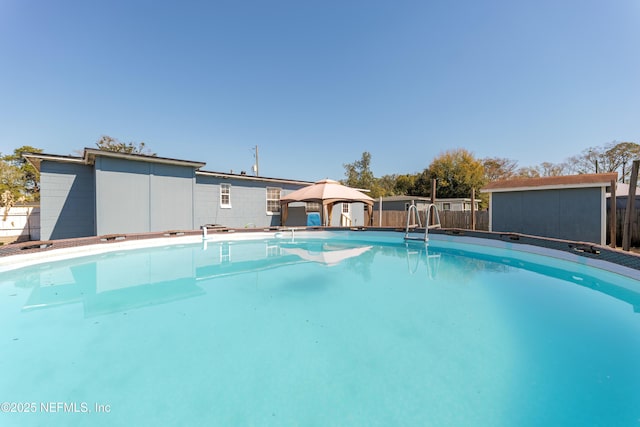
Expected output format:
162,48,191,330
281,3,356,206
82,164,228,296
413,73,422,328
280,203,288,227
322,203,328,226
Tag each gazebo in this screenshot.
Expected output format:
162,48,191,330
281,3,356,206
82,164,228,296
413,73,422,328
280,179,374,226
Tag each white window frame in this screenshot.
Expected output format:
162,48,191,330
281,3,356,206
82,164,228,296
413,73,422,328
342,203,350,214
220,184,231,208
442,202,451,211
266,187,282,215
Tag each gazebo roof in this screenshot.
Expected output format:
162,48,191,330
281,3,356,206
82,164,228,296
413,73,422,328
280,179,374,205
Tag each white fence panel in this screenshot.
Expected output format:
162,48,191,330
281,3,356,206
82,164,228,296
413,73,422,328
1,206,41,241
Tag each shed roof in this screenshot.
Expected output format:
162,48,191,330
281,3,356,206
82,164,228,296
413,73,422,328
482,173,618,193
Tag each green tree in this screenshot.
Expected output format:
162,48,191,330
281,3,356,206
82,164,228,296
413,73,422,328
96,135,156,156
342,151,375,191
374,174,400,197
427,148,485,198
394,173,418,195
0,161,25,201
408,169,432,197
1,145,43,201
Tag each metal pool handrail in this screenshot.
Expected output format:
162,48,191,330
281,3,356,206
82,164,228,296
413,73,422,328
404,203,441,243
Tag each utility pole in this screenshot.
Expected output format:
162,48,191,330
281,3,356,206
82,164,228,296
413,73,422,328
252,145,260,176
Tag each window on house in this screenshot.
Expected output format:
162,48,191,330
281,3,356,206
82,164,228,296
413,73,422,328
306,202,321,212
463,202,471,211
266,187,281,215
442,202,451,211
342,203,350,214
220,184,231,208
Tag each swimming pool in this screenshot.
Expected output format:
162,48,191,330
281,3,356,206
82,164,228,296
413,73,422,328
1,230,639,426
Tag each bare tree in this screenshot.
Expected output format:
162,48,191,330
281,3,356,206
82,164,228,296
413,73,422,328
515,166,540,178
604,141,640,182
566,141,640,180
482,157,518,181
538,161,569,176
96,135,156,156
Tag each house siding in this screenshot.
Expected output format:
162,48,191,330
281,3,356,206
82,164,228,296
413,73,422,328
40,161,95,240
329,203,366,226
34,152,324,240
377,200,430,211
149,163,195,232
95,157,195,235
194,175,309,228
491,187,602,243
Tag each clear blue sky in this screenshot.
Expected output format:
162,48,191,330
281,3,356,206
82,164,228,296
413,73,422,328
1,0,639,181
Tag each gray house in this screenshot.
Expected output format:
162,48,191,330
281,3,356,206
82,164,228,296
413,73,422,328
26,149,309,240
25,149,365,241
482,173,617,245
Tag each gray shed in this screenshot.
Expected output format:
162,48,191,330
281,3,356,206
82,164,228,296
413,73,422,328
482,173,617,245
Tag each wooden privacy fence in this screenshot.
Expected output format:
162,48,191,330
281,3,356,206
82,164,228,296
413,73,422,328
372,210,489,231
609,208,640,247
374,208,638,246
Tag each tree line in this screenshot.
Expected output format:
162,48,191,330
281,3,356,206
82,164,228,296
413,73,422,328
1,136,638,209
342,141,640,200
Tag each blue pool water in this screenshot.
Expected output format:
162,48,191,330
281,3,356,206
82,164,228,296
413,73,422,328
1,236,640,426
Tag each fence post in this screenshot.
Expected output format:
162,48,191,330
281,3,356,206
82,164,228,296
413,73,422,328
430,179,436,226
610,178,616,248
471,188,476,231
622,160,639,251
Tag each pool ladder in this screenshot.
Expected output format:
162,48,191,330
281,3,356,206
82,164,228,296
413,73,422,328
405,245,441,279
404,203,441,243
